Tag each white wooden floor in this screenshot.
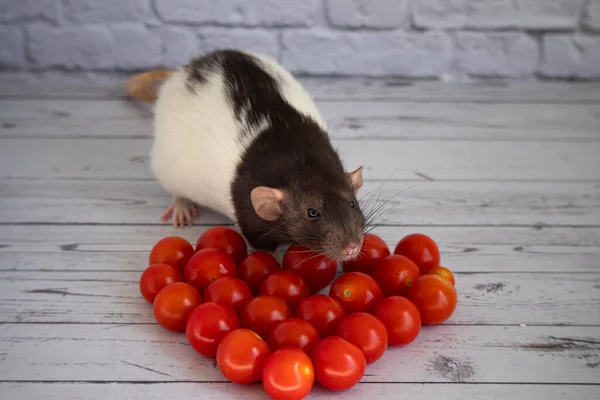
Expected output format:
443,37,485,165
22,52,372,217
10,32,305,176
0,73,599,399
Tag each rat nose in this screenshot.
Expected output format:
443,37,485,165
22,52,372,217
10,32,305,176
343,243,360,256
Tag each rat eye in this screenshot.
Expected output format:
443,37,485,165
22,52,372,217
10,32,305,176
350,200,357,208
307,208,320,218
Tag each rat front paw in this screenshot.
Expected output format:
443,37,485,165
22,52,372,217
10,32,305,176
161,196,197,227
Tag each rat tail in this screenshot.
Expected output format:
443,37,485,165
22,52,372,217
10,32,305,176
125,69,174,103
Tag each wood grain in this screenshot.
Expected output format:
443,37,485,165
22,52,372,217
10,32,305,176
1,72,599,103
1,138,598,180
2,179,598,226
1,383,598,400
2,100,599,140
0,324,598,383
0,270,597,325
1,225,598,273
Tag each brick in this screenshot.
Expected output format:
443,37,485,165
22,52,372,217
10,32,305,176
0,26,26,68
414,0,586,30
156,27,198,68
63,0,153,23
539,35,600,79
155,0,320,27
281,30,450,77
455,32,539,77
326,0,410,28
28,25,115,69
0,0,59,23
583,1,600,31
198,28,279,60
109,25,162,69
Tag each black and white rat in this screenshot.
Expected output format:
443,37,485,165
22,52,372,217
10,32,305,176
126,50,366,262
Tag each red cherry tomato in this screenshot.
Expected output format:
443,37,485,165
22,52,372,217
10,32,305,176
311,336,366,391
139,264,182,303
259,271,309,310
373,296,421,346
262,348,314,400
282,245,337,294
149,236,194,273
407,275,457,325
329,272,383,314
203,277,253,314
335,312,388,364
196,226,248,265
153,282,201,332
238,251,281,295
342,233,390,274
216,328,270,384
394,233,440,274
295,294,346,338
267,318,320,354
371,255,420,297
427,266,455,285
183,248,237,291
186,302,240,357
240,295,292,339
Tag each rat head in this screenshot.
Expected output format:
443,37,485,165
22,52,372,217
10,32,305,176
250,166,366,262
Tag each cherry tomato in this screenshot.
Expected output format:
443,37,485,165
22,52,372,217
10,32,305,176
262,348,314,400
329,272,383,314
282,245,337,294
196,226,248,265
153,282,201,332
216,328,270,384
407,275,457,325
295,294,346,338
240,295,292,339
186,302,239,357
183,248,237,291
311,336,366,391
139,264,182,303
335,312,387,364
260,271,309,310
371,255,420,297
342,233,390,274
267,318,320,354
238,251,281,295
394,233,440,274
149,236,194,273
203,277,252,314
427,266,455,285
373,296,421,346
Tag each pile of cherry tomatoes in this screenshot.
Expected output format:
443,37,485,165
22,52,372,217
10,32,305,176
140,226,457,400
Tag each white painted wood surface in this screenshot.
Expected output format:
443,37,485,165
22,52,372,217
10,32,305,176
1,324,598,383
2,179,599,225
1,383,598,400
0,269,597,325
0,75,598,399
2,138,600,180
3,100,600,140
1,225,599,273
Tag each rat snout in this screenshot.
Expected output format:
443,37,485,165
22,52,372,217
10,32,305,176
343,242,361,256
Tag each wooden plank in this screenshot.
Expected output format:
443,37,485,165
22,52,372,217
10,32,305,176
3,100,600,140
1,225,598,273
2,179,598,226
1,138,599,181
0,324,598,383
1,383,598,400
1,72,599,103
0,270,597,324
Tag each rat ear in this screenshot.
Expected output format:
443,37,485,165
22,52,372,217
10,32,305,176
251,187,286,221
348,166,364,194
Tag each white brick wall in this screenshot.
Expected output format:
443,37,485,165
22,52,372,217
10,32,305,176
1,0,599,79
